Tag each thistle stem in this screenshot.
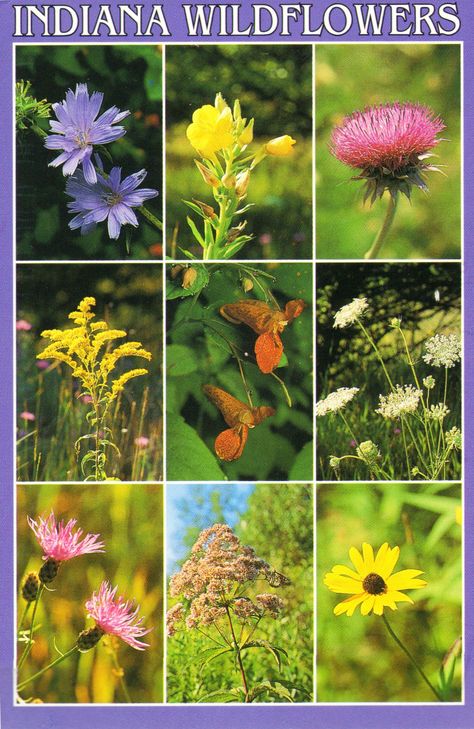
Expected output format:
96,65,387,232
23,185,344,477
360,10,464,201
17,645,78,691
382,614,442,701
364,194,398,260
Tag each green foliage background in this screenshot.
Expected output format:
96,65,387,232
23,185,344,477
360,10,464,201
166,263,313,481
16,45,163,260
315,43,460,259
166,483,313,703
17,483,163,703
317,482,462,702
316,263,461,480
17,264,163,481
166,45,312,259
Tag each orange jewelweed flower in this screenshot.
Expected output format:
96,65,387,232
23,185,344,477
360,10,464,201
203,384,275,461
220,299,305,374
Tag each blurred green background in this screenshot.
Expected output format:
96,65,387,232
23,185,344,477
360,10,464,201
17,264,163,481
16,45,163,260
17,482,163,703
165,45,312,259
315,43,460,259
166,482,313,702
166,262,313,481
316,262,461,480
317,482,462,702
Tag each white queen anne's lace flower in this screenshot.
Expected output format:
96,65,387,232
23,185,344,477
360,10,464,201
375,385,422,419
333,298,368,328
316,387,359,416
427,403,450,421
423,334,461,368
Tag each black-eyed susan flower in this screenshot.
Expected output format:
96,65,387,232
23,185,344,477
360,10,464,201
324,542,427,616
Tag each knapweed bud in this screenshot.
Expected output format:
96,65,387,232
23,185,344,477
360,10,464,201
39,558,60,584
241,277,254,293
194,159,219,188
265,135,296,157
235,169,250,198
77,625,105,652
221,172,236,189
239,119,254,146
22,572,40,602
356,440,381,467
214,92,229,113
423,375,436,390
182,267,198,290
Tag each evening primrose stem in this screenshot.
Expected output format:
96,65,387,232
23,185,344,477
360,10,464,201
364,194,398,259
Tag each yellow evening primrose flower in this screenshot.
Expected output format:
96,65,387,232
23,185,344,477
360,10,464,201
324,542,427,617
186,104,234,157
265,134,296,156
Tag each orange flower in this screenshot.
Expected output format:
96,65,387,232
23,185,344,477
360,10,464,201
220,299,305,373
203,385,275,461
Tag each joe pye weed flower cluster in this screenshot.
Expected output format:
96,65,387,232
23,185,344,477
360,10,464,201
36,297,152,481
18,511,151,702
183,92,296,259
317,297,461,480
167,524,308,703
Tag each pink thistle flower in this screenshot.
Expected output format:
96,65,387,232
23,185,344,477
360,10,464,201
330,102,445,202
84,581,151,650
19,411,35,422
16,319,32,331
28,510,105,562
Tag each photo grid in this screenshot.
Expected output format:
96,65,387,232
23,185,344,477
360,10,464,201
14,41,462,706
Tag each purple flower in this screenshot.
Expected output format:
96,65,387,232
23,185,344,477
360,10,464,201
45,84,130,184
66,167,158,240
28,511,105,563
85,581,151,650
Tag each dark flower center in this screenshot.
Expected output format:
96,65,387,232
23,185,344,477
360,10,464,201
362,572,387,595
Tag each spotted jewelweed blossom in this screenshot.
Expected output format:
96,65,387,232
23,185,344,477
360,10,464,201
316,387,359,417
45,84,130,184
375,384,423,419
66,166,158,240
28,510,104,583
324,542,427,616
333,298,368,328
79,581,151,651
423,333,461,368
331,102,445,202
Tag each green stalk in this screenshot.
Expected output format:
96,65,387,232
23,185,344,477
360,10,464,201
364,194,398,259
17,585,44,671
109,645,132,703
225,606,250,703
17,645,78,692
137,205,163,232
357,320,394,390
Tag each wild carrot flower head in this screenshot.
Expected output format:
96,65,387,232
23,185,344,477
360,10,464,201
423,333,461,368
45,84,129,184
333,298,368,328
66,166,158,240
375,384,423,419
27,510,105,562
316,387,359,416
331,102,445,202
84,581,151,650
324,542,427,616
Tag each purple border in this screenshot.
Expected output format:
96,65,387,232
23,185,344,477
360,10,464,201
2,1,473,727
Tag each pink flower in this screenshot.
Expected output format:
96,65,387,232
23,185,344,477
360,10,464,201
331,102,444,172
36,360,50,370
16,319,32,331
85,581,151,650
134,436,149,448
20,411,35,422
81,394,93,404
28,511,105,562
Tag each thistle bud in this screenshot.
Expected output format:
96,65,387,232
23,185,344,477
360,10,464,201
239,119,254,146
194,159,219,188
22,572,40,602
221,172,236,189
182,267,198,290
241,277,254,293
235,170,250,198
77,625,105,652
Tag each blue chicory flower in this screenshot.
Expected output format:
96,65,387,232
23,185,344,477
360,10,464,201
65,166,158,240
45,84,130,184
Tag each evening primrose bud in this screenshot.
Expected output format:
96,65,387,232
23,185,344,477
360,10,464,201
239,119,254,146
221,172,236,189
233,98,241,121
235,169,250,198
194,159,219,188
265,134,296,156
214,92,229,113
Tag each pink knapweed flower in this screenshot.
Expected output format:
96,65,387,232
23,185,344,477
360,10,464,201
330,102,445,202
134,436,150,448
20,411,35,422
28,511,105,562
36,359,50,370
16,319,32,331
85,581,151,650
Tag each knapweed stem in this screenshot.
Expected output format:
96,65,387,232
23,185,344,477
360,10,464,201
382,614,443,701
17,645,78,691
17,584,44,671
364,194,398,260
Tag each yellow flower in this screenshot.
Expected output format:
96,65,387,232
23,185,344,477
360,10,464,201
265,134,296,156
186,104,233,157
324,542,427,617
239,119,254,146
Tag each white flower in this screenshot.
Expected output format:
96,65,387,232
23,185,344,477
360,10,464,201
427,403,450,421
423,333,461,368
375,385,422,419
316,387,359,416
446,426,462,450
333,298,368,328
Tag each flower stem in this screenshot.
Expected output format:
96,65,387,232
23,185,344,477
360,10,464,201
109,644,132,703
225,606,250,703
17,645,78,691
17,584,44,671
364,194,398,260
381,614,443,701
138,205,163,232
18,602,32,633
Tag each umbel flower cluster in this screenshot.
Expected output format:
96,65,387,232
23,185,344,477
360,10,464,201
184,92,296,259
43,83,159,242
18,510,150,700
37,296,152,480
167,523,288,636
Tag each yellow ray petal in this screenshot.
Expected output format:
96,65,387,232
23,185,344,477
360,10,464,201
332,564,363,580
362,543,375,572
387,569,427,591
377,544,400,579
323,573,363,594
349,546,365,575
334,593,366,616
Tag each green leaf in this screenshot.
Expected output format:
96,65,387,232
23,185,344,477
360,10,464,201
289,441,313,480
166,265,210,300
186,216,206,248
197,687,245,703
249,680,294,703
241,640,288,671
166,413,226,481
167,344,198,377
